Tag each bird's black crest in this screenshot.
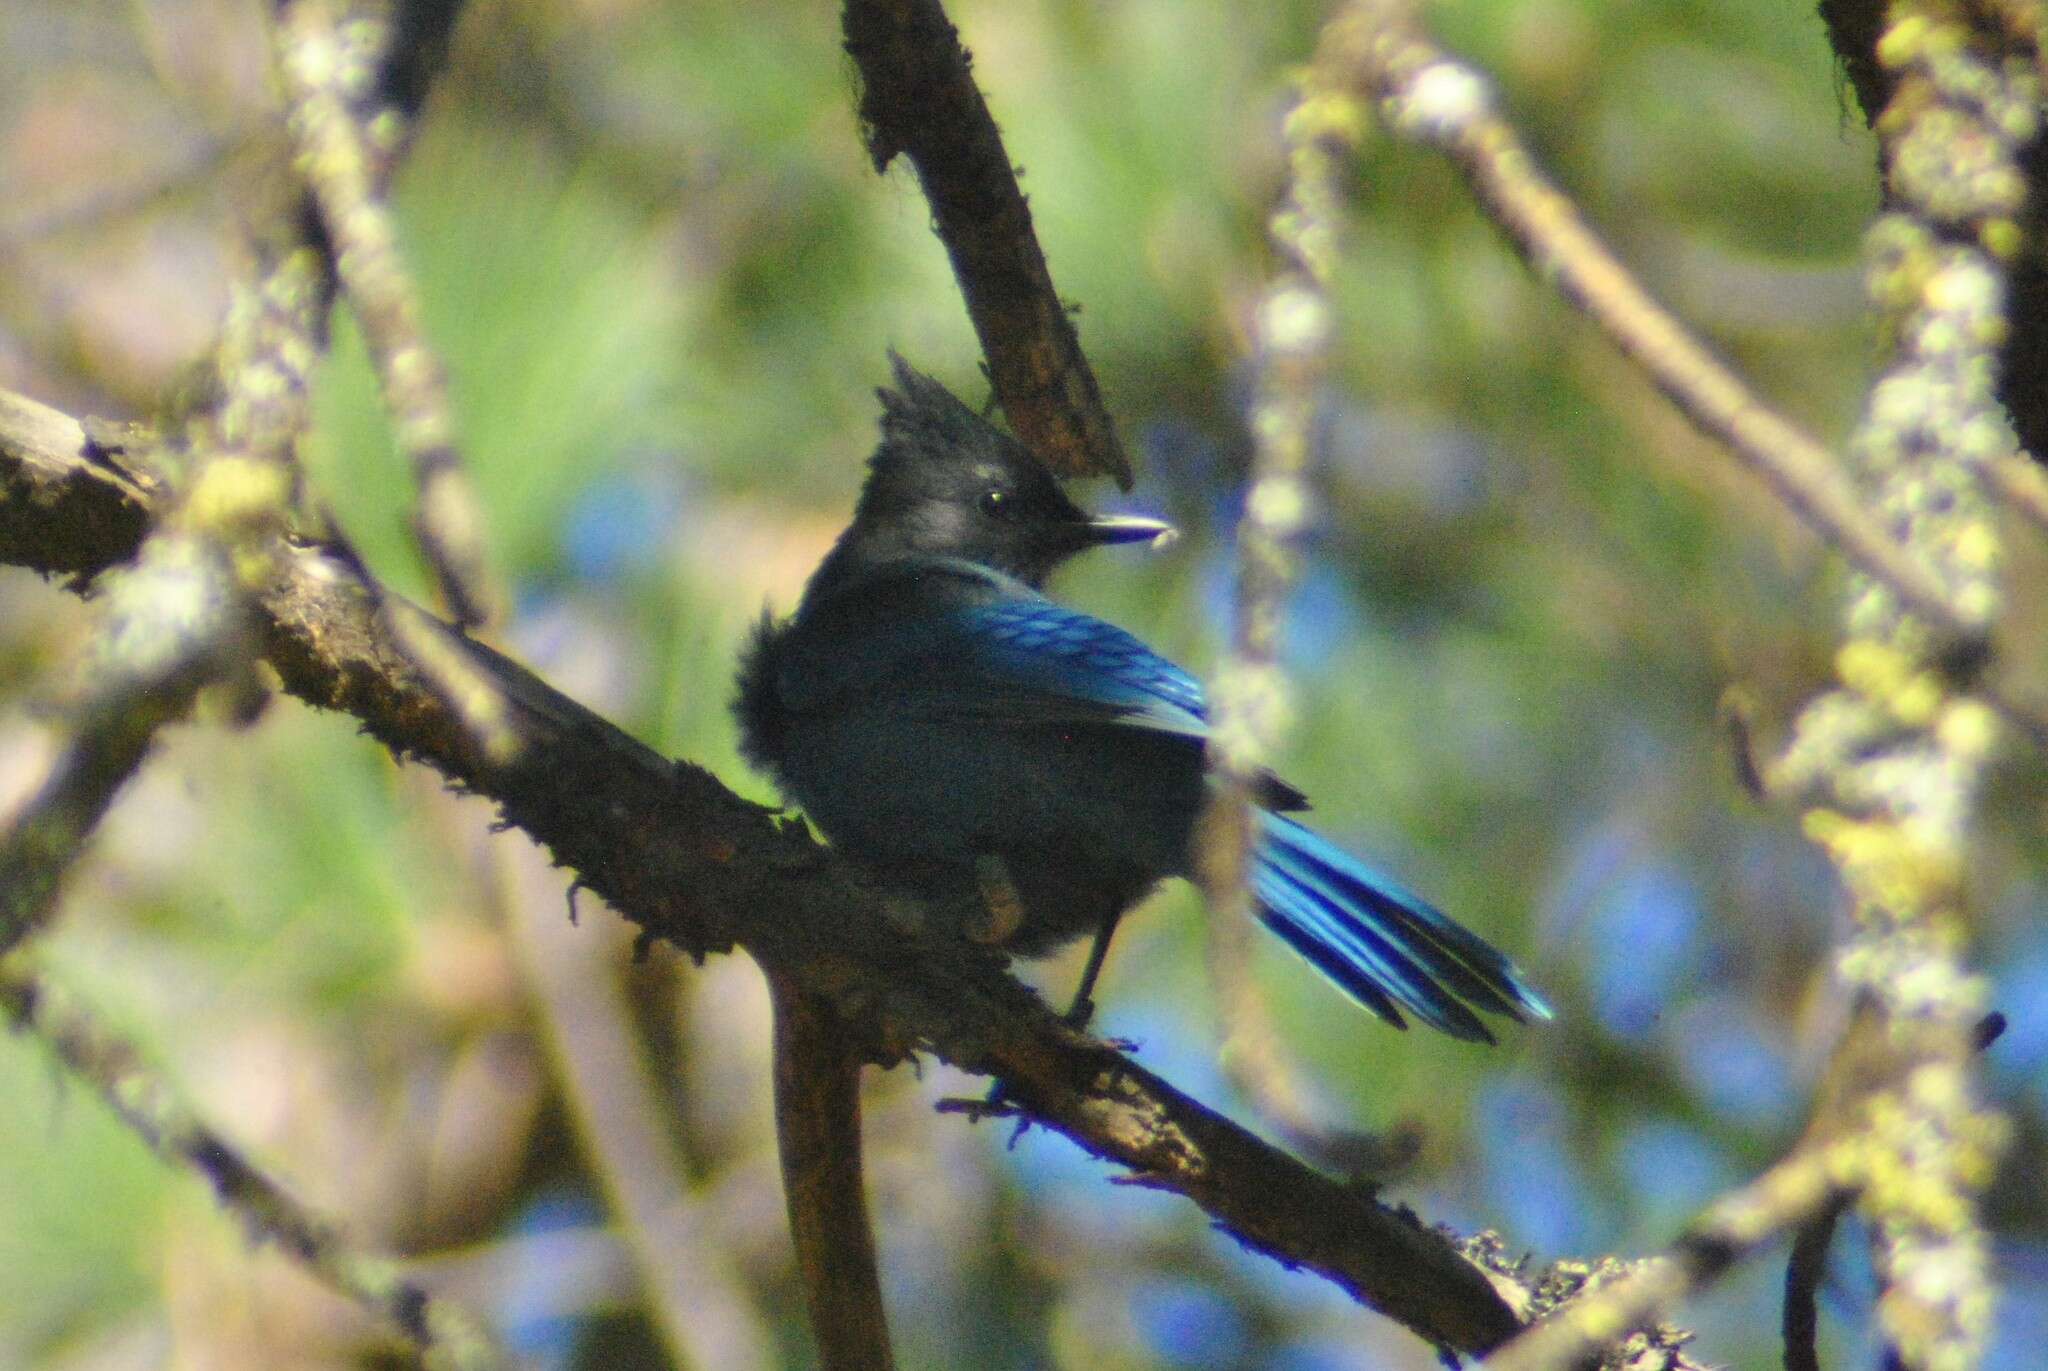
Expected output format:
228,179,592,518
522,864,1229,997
862,352,1039,502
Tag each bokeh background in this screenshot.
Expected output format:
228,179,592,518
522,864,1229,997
2,1,2045,1368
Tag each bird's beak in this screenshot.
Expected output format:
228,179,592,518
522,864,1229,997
1077,513,1177,550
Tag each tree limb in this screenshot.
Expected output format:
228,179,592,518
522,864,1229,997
769,970,896,1371
276,0,500,628
841,0,1132,487
1819,0,2048,468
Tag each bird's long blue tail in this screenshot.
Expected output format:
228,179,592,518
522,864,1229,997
1251,814,1551,1042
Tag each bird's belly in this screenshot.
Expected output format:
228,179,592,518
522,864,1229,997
776,710,1204,947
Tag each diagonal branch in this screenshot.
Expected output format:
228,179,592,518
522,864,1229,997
276,0,500,628
842,0,1131,487
1819,0,2048,469
1485,1146,1837,1371
0,968,505,1370
503,844,773,1371
1314,3,1981,646
0,526,242,953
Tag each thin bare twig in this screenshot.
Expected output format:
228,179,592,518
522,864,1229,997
0,968,506,1370
1782,1193,1851,1371
841,0,1131,487
1315,2,1981,646
275,0,500,629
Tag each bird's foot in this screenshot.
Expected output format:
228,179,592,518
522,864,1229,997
966,854,1026,944
935,1089,1023,1124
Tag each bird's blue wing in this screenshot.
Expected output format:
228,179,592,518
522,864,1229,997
772,560,1208,739
925,597,1210,738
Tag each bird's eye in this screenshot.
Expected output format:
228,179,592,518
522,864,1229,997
978,488,1012,519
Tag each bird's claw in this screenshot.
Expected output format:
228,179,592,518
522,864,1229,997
967,853,1026,944
935,1091,1022,1122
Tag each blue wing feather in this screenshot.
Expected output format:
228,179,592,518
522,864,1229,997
775,559,1210,739
942,598,1210,737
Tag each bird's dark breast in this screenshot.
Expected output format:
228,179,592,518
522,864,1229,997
775,705,1206,954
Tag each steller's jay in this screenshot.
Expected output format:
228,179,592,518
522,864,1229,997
734,356,1549,1042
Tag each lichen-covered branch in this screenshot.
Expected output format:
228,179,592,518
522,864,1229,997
841,0,1131,487
1820,0,2048,469
1764,6,2035,1364
0,1,505,1356
0,969,505,1370
0,79,336,956
1295,4,2030,1367
1195,79,1387,1168
1202,84,1340,862
0,527,242,953
1485,1146,1836,1371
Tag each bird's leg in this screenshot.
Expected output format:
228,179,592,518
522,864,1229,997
968,854,1027,944
1059,907,1123,1032
960,907,1124,1121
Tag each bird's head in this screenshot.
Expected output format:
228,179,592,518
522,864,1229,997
833,354,1172,589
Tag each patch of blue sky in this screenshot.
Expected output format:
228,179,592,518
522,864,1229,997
1573,844,1706,1041
1666,993,1802,1126
1264,1336,1387,1371
1988,1241,2048,1371
1128,1276,1253,1369
1474,1072,1613,1257
496,1188,605,1370
1984,926,2048,1116
1612,1116,1735,1234
560,463,689,584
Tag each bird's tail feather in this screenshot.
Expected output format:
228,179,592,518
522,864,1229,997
1251,814,1552,1043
